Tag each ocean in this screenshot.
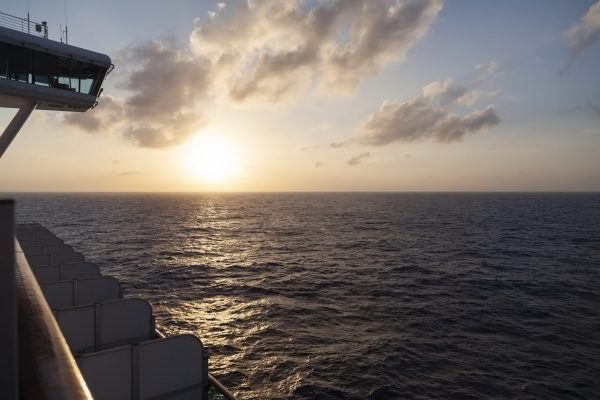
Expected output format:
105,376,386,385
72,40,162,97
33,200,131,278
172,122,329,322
12,192,600,399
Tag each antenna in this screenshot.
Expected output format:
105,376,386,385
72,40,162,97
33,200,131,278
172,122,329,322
64,0,69,44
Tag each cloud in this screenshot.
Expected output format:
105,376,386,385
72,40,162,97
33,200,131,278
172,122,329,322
191,0,443,101
309,122,335,133
422,78,478,106
568,103,600,119
362,98,499,145
67,1,443,148
360,63,502,145
64,40,210,148
422,62,500,108
472,61,498,85
122,112,206,148
568,2,600,58
63,95,122,133
347,152,370,166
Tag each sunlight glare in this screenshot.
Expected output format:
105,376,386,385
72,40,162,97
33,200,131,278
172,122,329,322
184,134,240,183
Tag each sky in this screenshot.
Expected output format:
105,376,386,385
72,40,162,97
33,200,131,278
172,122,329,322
0,0,599,192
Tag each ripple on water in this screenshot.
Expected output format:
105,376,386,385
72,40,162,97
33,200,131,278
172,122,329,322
13,192,600,399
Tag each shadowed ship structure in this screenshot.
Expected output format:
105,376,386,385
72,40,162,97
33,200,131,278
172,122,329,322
0,10,237,400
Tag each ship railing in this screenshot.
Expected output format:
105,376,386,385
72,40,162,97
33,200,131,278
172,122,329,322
154,329,239,400
0,11,48,38
208,374,239,400
0,200,92,399
5,211,240,400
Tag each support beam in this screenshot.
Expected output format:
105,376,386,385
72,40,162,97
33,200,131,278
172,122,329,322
0,102,37,159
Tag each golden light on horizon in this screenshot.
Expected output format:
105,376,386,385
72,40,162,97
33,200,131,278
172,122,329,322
183,133,241,184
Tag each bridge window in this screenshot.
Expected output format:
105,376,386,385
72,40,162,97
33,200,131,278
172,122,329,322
9,45,32,83
0,43,8,79
0,42,106,96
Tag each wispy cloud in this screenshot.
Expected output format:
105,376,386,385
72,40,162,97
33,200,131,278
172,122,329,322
301,144,320,151
329,141,346,149
567,103,600,119
347,152,371,166
422,62,500,107
569,2,600,57
472,61,498,85
423,79,482,106
65,40,209,148
360,64,501,146
562,2,600,73
309,122,335,133
362,100,499,145
66,0,444,148
191,0,443,101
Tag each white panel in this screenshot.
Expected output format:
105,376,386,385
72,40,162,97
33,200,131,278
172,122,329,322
35,237,64,246
17,239,37,248
30,230,55,239
77,346,132,400
52,252,85,265
138,335,205,400
41,281,73,309
26,253,51,267
164,390,204,400
20,244,43,254
61,262,100,280
42,244,74,253
99,299,153,347
76,277,120,306
57,305,95,354
33,265,60,283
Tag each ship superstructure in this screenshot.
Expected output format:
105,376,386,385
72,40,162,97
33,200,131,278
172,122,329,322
0,11,237,400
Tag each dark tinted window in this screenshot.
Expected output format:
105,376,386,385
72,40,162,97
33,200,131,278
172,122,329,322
1,42,106,95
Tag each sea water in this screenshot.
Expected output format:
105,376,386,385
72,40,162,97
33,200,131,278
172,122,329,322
13,192,600,399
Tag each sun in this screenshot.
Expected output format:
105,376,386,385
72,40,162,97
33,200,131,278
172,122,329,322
184,134,240,183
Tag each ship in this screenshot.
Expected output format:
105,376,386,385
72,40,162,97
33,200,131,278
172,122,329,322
0,10,238,400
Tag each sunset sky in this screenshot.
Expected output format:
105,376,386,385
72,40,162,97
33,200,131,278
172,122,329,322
1,0,599,192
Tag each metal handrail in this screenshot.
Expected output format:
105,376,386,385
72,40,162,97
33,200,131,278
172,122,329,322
0,11,48,38
208,374,239,400
155,329,238,399
14,223,238,400
15,239,92,399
